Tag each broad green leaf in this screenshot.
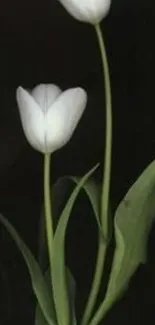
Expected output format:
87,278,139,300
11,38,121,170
0,214,56,325
51,164,99,325
89,160,155,324
108,160,155,295
35,267,77,325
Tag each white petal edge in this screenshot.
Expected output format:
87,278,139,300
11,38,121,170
16,87,46,153
45,87,87,153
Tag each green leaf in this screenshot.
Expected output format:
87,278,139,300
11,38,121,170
0,214,56,325
35,267,77,325
53,175,102,231
35,304,49,325
89,160,155,324
108,160,155,295
38,177,72,272
38,169,102,273
35,270,52,325
70,177,112,240
52,175,111,240
66,267,77,325
51,164,99,325
70,177,102,236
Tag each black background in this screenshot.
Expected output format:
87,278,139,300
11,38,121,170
0,0,155,324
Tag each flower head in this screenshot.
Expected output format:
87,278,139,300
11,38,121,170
16,84,87,154
58,0,111,24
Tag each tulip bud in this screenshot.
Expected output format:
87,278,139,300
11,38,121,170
16,84,87,154
58,0,111,24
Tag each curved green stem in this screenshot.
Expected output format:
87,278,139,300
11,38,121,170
95,23,112,238
44,153,53,284
81,23,112,325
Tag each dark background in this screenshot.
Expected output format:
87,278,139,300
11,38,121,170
0,0,155,324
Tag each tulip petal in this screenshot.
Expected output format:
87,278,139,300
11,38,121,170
16,87,46,153
32,84,62,113
45,88,87,153
58,0,111,23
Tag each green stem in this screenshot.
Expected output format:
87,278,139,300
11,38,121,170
44,153,53,283
95,23,112,238
81,236,106,325
81,23,112,325
88,296,113,325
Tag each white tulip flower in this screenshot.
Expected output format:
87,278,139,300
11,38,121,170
16,84,87,154
58,0,111,24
